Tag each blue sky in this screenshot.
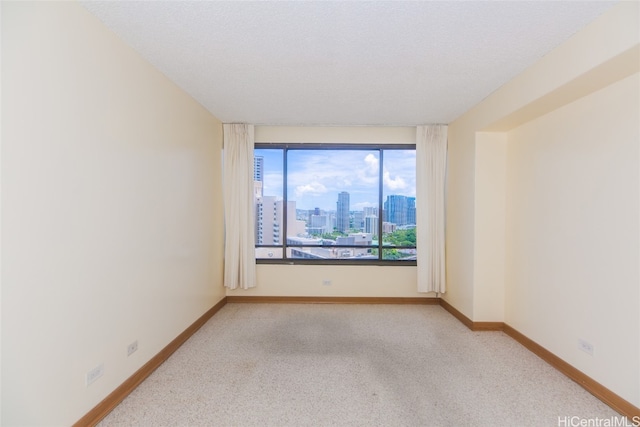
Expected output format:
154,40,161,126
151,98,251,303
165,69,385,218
256,148,416,211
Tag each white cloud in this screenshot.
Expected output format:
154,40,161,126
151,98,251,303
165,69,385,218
340,178,352,187
364,154,378,173
295,182,328,198
383,170,406,190
355,153,380,185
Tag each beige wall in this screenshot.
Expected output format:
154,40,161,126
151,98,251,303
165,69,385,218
239,265,420,298
2,0,638,423
444,122,477,317
227,126,432,298
255,125,416,144
1,2,225,425
505,72,639,406
447,1,639,406
472,132,506,321
446,1,639,318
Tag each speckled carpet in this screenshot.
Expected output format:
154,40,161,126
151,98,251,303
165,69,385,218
98,303,618,426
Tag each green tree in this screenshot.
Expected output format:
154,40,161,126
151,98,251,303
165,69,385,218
321,231,345,240
383,228,416,247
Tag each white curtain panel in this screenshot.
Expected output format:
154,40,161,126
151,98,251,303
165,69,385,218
416,125,448,294
223,124,257,290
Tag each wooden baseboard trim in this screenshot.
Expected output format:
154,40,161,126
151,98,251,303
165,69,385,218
438,298,502,331
440,299,639,418
73,297,228,427
469,321,504,331
226,296,439,305
438,298,474,329
502,324,640,420
75,295,639,424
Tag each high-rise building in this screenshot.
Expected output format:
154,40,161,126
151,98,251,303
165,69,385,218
384,195,408,226
255,196,270,245
382,221,397,234
256,196,278,245
407,197,416,225
363,206,378,217
353,211,364,231
336,191,350,233
308,212,331,235
254,156,264,198
254,156,264,181
364,215,378,235
256,196,302,244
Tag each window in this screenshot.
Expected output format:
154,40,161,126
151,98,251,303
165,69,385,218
254,144,416,265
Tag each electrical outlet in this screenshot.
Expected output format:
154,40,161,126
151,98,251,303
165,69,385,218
127,340,138,356
578,339,594,356
322,279,332,286
86,364,104,386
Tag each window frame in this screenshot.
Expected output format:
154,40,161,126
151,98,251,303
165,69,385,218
255,142,417,266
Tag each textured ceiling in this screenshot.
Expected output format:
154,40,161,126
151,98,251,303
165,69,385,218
82,1,617,126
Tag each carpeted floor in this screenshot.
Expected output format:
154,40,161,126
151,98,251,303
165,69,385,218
98,303,618,426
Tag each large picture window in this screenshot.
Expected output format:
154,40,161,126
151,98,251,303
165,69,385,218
254,144,416,265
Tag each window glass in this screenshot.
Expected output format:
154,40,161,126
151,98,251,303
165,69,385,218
381,150,416,261
254,145,416,264
254,149,283,253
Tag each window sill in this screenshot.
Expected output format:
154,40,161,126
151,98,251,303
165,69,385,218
256,259,417,266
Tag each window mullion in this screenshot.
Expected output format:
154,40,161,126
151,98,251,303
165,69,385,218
282,147,288,260
378,149,384,261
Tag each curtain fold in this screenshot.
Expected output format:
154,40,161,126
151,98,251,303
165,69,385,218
416,125,448,294
223,124,257,290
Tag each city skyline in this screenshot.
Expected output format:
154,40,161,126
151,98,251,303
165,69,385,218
256,148,416,211
254,154,417,260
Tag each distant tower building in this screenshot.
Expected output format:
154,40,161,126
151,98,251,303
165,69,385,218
254,156,264,198
256,196,278,245
256,196,301,244
382,222,397,234
384,195,408,226
336,191,350,233
329,212,337,230
407,197,416,225
363,206,378,217
307,207,322,224
365,216,378,236
353,211,364,231
254,156,264,181
308,213,331,235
